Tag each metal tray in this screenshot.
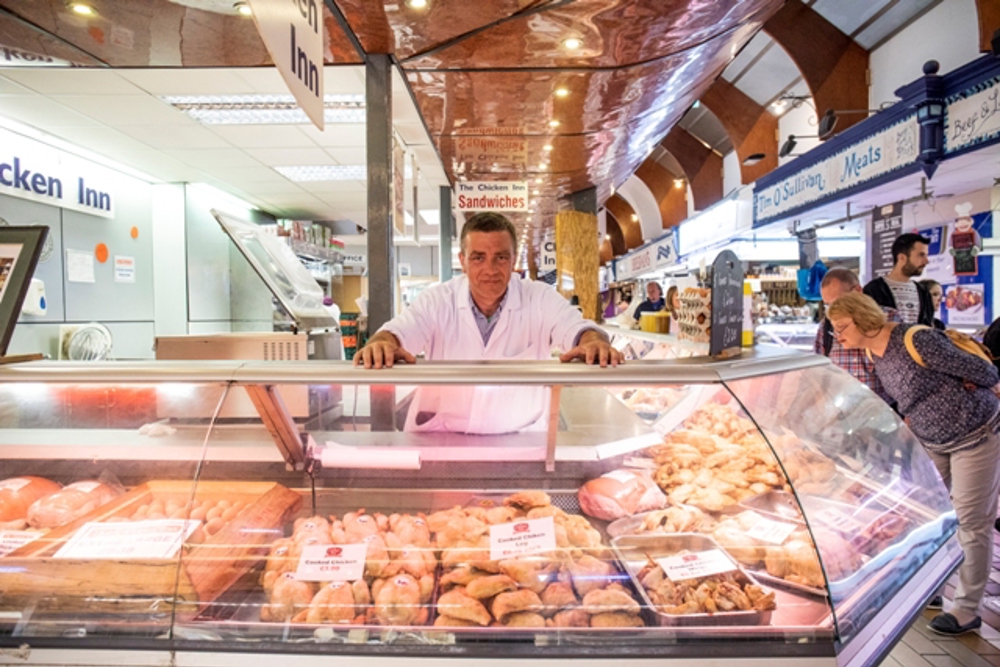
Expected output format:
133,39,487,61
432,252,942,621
611,533,773,627
605,506,716,539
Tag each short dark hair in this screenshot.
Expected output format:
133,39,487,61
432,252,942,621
460,212,517,254
892,233,930,265
919,278,941,291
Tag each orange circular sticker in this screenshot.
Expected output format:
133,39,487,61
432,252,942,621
95,243,109,263
130,226,138,239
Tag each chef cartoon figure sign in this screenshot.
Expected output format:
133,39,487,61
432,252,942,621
950,202,982,276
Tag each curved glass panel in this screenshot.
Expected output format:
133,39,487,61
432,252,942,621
724,365,958,643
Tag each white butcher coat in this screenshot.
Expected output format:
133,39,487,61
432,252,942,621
380,275,598,434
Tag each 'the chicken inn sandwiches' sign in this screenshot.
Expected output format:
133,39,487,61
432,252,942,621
0,127,116,219
754,115,919,225
456,181,529,212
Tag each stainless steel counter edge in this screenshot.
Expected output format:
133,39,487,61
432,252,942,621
0,347,830,385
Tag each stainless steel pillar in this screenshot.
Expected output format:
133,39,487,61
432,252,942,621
366,54,395,431
439,185,453,282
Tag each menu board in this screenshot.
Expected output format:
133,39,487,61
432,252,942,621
710,250,744,357
870,202,903,278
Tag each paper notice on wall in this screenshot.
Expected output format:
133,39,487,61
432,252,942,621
114,255,135,283
66,248,95,283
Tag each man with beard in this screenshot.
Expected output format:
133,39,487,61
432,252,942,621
864,233,936,326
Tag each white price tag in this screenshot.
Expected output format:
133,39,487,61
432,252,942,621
489,517,557,561
294,543,367,582
0,531,40,557
656,549,738,581
744,517,797,545
54,520,199,560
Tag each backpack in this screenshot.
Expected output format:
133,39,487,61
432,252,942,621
903,324,994,367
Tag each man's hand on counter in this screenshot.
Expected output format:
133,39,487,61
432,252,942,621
355,331,416,369
559,329,623,368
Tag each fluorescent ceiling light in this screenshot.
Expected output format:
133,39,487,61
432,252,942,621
276,165,366,181
161,94,366,125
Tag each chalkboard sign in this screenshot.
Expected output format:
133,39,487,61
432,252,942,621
710,250,744,357
870,202,903,279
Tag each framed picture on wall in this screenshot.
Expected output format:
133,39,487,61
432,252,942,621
0,226,48,356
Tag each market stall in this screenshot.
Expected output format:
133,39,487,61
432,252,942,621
0,349,959,667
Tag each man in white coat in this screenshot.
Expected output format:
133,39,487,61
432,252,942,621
356,212,621,370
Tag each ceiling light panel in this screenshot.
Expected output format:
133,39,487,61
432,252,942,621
276,165,366,181
161,94,366,125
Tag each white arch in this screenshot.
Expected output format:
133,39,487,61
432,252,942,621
617,176,662,241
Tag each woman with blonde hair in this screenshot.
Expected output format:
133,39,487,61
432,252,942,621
826,291,1000,636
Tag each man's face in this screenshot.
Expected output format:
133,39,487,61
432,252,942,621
820,280,859,307
899,242,929,277
646,283,661,301
459,231,514,306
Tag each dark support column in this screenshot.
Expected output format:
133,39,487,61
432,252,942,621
366,54,394,331
571,186,597,215
439,185,453,282
366,54,395,431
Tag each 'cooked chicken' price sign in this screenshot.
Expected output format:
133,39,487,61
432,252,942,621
295,543,367,582
489,517,557,560
656,549,738,581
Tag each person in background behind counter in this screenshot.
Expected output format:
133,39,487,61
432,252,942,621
665,285,680,334
633,281,665,322
918,279,946,330
863,233,936,326
814,268,900,405
827,292,1000,637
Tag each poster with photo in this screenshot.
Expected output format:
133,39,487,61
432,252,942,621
0,243,22,303
911,207,992,327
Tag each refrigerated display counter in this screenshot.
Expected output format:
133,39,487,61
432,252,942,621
0,348,959,667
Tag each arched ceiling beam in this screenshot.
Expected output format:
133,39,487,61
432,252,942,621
617,176,663,241
601,211,628,264
605,195,643,250
763,0,869,134
978,0,1000,53
635,159,689,230
658,127,723,212
700,78,778,184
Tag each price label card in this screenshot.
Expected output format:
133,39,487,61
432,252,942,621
54,520,200,560
0,531,41,557
295,543,367,582
656,549,738,581
814,507,863,534
489,517,556,561
744,517,797,545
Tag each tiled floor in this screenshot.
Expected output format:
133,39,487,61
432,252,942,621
885,540,1000,667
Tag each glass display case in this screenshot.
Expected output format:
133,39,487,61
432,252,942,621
600,324,708,360
755,322,821,352
0,349,959,667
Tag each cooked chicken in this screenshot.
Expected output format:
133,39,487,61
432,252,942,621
261,538,296,591
466,574,519,600
440,566,484,589
498,558,550,594
567,555,614,597
434,614,480,627
503,491,551,511
437,588,492,626
374,574,426,626
485,506,522,525
305,581,357,624
491,589,543,623
260,573,314,622
546,608,591,628
539,582,578,615
388,512,431,548
580,586,641,615
442,537,499,573
343,509,380,543
590,612,644,627
293,516,331,544
364,533,391,579
503,611,546,628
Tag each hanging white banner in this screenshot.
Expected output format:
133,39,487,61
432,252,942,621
247,0,324,130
